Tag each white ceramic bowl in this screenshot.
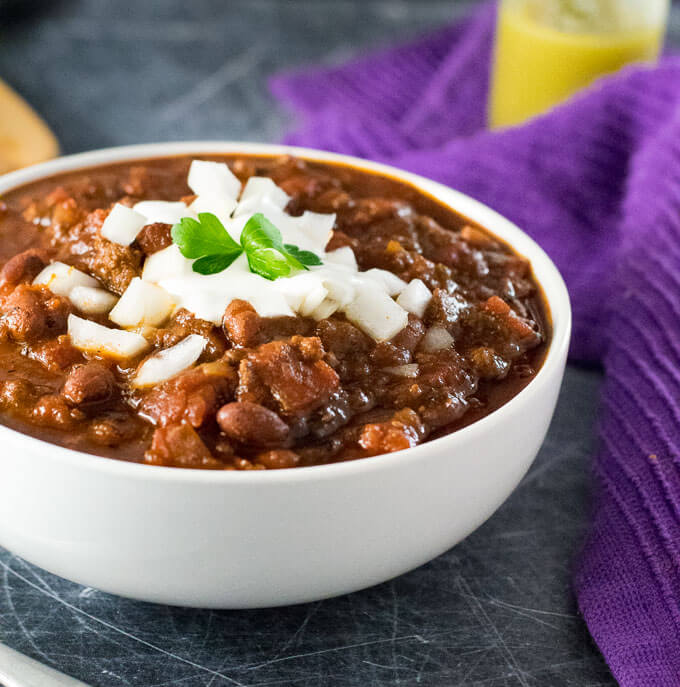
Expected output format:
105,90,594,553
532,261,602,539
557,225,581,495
0,142,571,608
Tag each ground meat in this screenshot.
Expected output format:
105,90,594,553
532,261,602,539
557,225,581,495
62,361,116,407
217,401,290,447
371,316,425,367
358,408,426,456
32,394,84,430
122,165,188,200
222,300,313,349
26,336,83,372
325,230,358,253
139,361,237,427
356,239,449,290
416,216,488,278
460,225,500,248
136,222,172,255
255,449,301,469
145,424,222,468
23,187,85,232
0,379,37,409
0,285,70,342
315,319,372,381
88,414,141,447
53,209,143,294
237,337,340,417
149,308,225,359
467,346,510,380
0,249,47,291
385,348,476,429
462,295,541,360
425,289,471,336
339,197,409,232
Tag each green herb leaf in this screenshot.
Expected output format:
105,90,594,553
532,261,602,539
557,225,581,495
170,210,324,279
171,213,242,260
284,243,323,267
192,253,242,275
240,213,285,252
247,248,293,280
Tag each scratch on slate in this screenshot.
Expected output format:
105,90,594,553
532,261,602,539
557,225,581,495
485,596,578,620
278,601,323,655
245,634,428,672
2,564,56,666
488,597,576,631
0,557,248,687
456,574,532,687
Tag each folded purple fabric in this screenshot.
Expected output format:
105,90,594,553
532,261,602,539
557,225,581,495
271,4,680,685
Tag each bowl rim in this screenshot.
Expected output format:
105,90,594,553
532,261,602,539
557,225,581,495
0,141,572,483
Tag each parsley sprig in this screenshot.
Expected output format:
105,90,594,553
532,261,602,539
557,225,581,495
171,212,322,279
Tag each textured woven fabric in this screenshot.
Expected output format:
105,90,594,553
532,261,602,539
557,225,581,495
271,4,680,685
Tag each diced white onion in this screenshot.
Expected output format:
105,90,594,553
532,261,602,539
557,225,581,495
68,314,149,360
133,201,193,225
101,204,147,246
324,246,357,271
420,326,454,352
321,274,355,308
384,364,419,377
69,286,118,315
396,279,432,318
343,288,408,342
363,268,408,296
189,195,237,225
33,261,99,297
133,334,207,388
188,160,241,199
309,298,340,321
109,277,174,329
295,211,335,253
298,284,329,317
234,176,290,216
278,272,324,312
142,244,194,284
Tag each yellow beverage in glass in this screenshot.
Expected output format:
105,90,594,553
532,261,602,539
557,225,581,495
489,0,669,129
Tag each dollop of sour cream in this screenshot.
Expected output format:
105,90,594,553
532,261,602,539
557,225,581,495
118,160,433,342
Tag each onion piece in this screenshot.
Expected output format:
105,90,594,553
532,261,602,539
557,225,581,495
109,278,174,329
133,200,193,225
324,246,358,271
343,288,408,342
68,314,149,360
278,272,323,312
298,284,329,317
384,363,419,377
142,244,194,284
233,176,290,216
420,326,454,352
363,268,408,296
188,160,241,199
69,286,118,315
295,211,335,253
101,204,147,246
321,274,355,309
133,334,207,388
189,195,237,225
309,298,340,321
396,278,432,318
33,261,99,297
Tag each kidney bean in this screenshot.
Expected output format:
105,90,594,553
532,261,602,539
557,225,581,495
217,401,290,447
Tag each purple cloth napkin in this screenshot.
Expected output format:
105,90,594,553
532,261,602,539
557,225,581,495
271,4,680,685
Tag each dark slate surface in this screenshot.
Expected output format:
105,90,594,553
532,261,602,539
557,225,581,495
4,0,675,684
